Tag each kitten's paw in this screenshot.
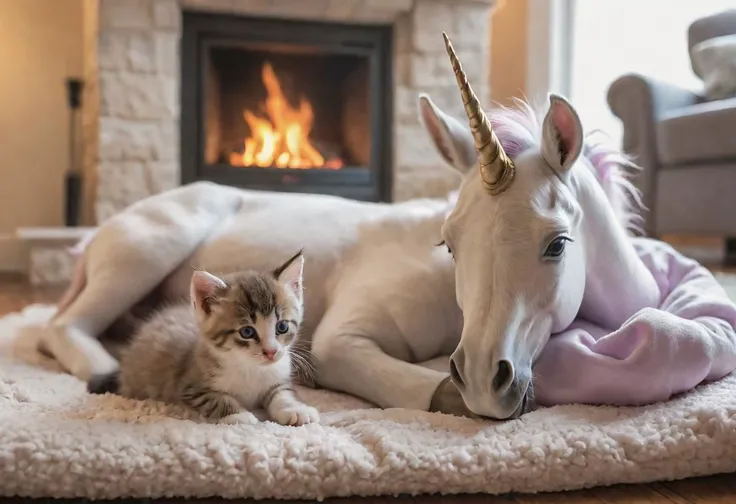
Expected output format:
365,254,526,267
218,411,259,426
272,404,320,426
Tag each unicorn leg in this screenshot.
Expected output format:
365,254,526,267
44,241,180,382
312,332,449,411
311,330,477,418
42,182,242,381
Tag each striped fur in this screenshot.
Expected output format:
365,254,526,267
90,259,319,426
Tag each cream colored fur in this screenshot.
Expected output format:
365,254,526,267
46,181,462,414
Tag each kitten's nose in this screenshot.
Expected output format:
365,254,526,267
263,348,278,360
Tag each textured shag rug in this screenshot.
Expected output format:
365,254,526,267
2,294,736,500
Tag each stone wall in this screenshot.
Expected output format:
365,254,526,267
83,0,494,223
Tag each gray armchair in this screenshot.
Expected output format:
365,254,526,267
607,9,736,244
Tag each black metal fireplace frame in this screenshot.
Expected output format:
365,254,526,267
180,12,393,202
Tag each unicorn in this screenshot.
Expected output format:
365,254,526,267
31,33,736,420
432,33,662,417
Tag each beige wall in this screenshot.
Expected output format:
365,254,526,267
0,0,84,237
490,0,528,105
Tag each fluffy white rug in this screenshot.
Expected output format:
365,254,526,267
2,301,736,500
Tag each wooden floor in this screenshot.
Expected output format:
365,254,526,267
1,273,735,504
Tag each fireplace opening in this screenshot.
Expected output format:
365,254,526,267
206,49,367,171
181,13,393,201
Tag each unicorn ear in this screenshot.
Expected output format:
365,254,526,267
418,93,477,174
190,270,227,316
541,93,583,175
273,250,304,303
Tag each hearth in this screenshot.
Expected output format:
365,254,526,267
181,12,393,201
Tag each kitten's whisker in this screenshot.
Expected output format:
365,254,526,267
290,352,315,374
289,351,316,383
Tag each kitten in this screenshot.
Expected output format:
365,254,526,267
88,250,319,427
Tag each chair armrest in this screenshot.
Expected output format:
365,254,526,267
606,74,703,234
608,73,702,123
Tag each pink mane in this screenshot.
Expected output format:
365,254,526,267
489,98,644,235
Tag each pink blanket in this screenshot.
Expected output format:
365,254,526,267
535,237,736,406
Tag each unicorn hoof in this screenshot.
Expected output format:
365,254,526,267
429,376,481,419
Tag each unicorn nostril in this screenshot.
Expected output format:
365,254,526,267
492,359,514,393
449,357,465,389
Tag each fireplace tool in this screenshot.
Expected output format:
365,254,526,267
65,78,84,227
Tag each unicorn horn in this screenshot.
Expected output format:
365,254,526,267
442,32,514,195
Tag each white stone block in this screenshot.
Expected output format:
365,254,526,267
453,4,491,51
158,119,180,162
98,32,127,72
324,0,361,20
145,161,180,193
96,161,154,215
395,123,444,168
410,53,456,87
128,33,157,73
393,13,412,53
153,0,181,30
156,33,179,76
181,0,239,13
395,85,421,124
352,5,407,23
420,85,466,121
100,73,177,120
415,48,485,94
99,118,166,162
411,0,453,53
100,0,153,30
253,0,330,20
29,247,77,286
393,166,460,201
393,52,411,87
369,0,414,10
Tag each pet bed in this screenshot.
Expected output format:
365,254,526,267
2,294,736,500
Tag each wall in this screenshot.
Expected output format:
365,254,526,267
489,0,528,105
0,0,84,267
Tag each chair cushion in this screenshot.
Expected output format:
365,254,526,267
692,34,736,100
657,97,736,165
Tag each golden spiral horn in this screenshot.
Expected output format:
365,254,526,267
442,32,514,195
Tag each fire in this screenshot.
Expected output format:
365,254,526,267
229,62,344,170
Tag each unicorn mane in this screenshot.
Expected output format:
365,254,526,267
489,98,644,235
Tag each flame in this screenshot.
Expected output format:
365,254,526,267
229,63,344,170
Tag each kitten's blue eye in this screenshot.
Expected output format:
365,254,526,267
275,320,289,335
544,236,570,259
239,326,257,339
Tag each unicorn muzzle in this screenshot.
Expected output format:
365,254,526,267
449,349,535,420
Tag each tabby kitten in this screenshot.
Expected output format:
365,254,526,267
89,250,319,427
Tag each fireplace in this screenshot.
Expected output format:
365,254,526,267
180,13,393,201
78,0,494,224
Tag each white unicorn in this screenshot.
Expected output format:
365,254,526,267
433,34,660,418
32,33,734,421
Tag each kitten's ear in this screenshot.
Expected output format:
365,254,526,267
190,270,227,316
273,250,304,302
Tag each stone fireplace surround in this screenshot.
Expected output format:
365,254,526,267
82,0,495,222
24,0,495,285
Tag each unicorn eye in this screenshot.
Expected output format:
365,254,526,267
275,320,289,334
239,326,257,339
543,236,570,259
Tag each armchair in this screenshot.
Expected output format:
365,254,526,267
607,9,736,248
